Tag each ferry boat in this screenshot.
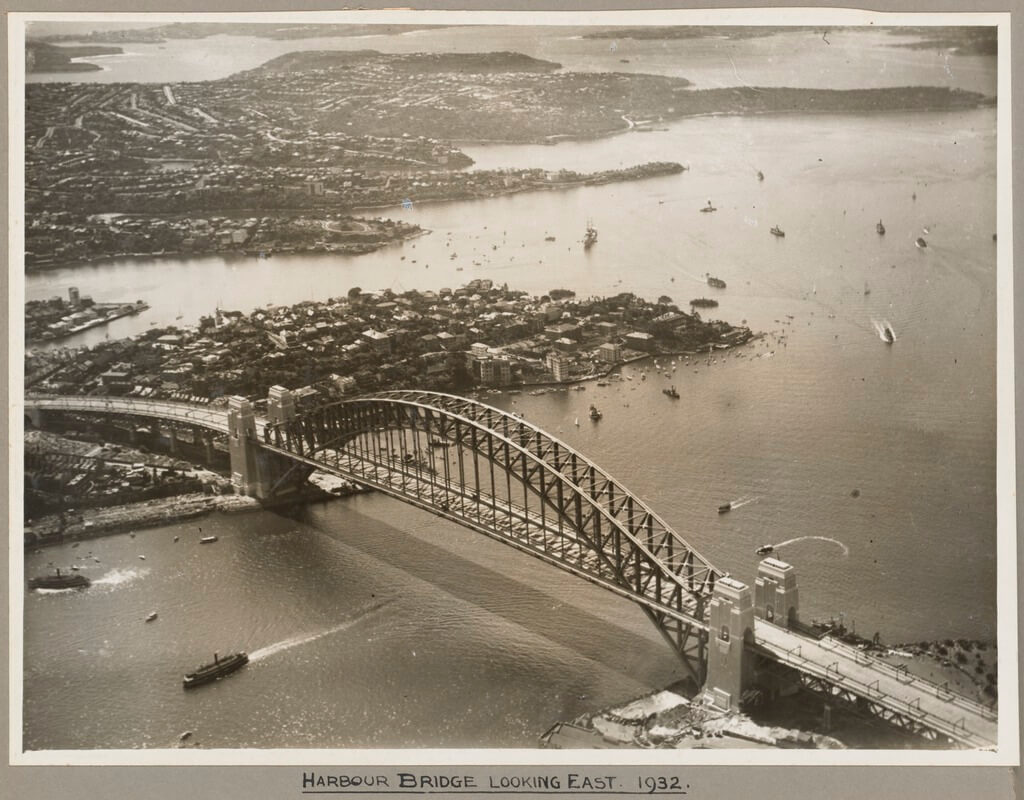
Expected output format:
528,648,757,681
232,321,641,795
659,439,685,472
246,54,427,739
182,651,249,689
689,298,719,308
755,544,775,555
663,386,680,399
589,405,603,421
770,225,786,237
28,568,90,590
583,220,598,249
876,219,886,235
707,276,727,289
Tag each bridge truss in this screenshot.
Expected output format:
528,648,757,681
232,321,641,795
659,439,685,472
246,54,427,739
261,390,724,682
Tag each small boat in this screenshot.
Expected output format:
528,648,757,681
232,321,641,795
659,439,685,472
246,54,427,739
700,201,717,213
200,536,218,544
545,235,556,242
876,219,886,235
146,612,158,622
583,220,598,249
755,545,775,556
182,651,249,689
770,226,785,237
718,503,732,514
173,536,179,542
429,439,450,448
883,326,895,344
757,170,765,181
915,237,927,249
589,405,603,421
663,386,680,399
29,568,90,590
574,417,579,427
690,298,719,308
864,282,871,296
138,555,146,560
707,276,727,289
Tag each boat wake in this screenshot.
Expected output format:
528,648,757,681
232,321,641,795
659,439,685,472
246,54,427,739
771,536,849,556
871,318,895,342
93,567,150,587
249,599,394,663
730,496,761,510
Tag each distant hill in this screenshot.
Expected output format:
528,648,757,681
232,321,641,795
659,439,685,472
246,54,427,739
26,41,122,73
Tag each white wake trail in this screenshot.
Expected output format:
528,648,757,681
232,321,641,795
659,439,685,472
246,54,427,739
771,536,849,557
249,599,394,663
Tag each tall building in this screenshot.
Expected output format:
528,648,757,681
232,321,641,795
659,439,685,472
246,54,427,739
68,286,80,306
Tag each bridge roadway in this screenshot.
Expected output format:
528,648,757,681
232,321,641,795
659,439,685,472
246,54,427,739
23,394,999,749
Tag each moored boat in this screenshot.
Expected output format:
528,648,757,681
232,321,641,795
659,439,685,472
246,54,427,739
770,225,785,237
876,219,886,235
663,386,680,399
707,276,727,289
182,651,249,688
700,200,717,213
690,298,719,308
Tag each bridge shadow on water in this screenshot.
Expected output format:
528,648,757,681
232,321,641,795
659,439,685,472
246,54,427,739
273,500,687,689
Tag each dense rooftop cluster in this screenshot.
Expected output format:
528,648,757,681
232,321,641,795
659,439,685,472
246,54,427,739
27,282,749,407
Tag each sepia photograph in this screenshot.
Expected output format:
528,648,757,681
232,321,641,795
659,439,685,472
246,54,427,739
7,6,1017,771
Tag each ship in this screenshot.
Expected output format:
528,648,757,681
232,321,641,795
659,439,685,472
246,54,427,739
700,201,717,213
718,503,732,514
429,439,451,449
757,170,765,181
883,326,895,344
589,404,603,421
689,298,719,308
200,535,218,544
583,220,598,249
707,276,727,289
146,612,158,622
755,544,774,556
28,567,90,590
182,651,249,689
770,225,786,237
663,386,680,399
915,237,927,249
876,219,886,235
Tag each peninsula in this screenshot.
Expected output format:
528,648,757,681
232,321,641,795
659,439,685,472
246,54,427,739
26,50,990,267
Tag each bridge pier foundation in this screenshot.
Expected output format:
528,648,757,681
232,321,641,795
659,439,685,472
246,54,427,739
702,577,755,711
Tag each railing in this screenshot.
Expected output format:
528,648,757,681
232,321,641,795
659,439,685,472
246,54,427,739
759,631,996,748
815,635,998,721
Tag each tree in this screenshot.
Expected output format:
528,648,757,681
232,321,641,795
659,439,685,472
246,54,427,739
658,295,673,305
347,286,362,301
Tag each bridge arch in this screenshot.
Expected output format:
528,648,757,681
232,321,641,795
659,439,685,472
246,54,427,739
263,390,724,681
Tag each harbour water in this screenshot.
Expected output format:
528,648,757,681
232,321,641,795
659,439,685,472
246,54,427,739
21,26,998,750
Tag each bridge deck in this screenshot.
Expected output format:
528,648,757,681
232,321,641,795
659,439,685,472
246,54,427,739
753,621,998,748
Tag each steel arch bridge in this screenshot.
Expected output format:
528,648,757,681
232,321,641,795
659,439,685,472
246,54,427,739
259,390,724,683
